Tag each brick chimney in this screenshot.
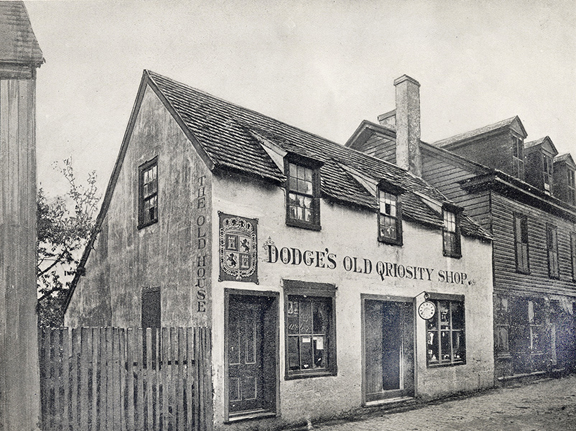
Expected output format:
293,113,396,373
393,75,421,176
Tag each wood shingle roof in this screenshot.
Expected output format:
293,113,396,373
0,1,43,65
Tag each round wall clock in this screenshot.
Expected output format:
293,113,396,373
418,301,436,320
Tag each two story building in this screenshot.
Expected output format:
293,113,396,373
347,83,576,382
64,71,494,429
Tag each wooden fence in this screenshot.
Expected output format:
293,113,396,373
39,327,212,431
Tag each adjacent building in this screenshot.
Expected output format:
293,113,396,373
65,71,494,429
347,90,576,381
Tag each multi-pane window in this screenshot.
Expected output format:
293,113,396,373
284,280,336,379
547,224,559,279
286,162,320,230
426,299,465,366
138,158,158,228
512,136,524,179
571,232,576,281
543,154,553,193
514,213,529,273
378,190,402,245
568,170,576,205
442,209,461,258
494,295,511,357
509,298,548,374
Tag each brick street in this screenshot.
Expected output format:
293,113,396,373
310,375,576,431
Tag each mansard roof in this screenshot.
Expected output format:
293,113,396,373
0,1,43,66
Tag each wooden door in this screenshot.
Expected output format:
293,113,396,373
364,299,414,402
227,294,276,416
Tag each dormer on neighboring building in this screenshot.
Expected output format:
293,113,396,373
433,116,528,181
553,153,576,206
524,136,558,195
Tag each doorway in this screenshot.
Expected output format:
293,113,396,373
226,291,277,419
363,296,414,403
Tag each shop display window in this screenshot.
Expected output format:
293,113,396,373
426,299,465,366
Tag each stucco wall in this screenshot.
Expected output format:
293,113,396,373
211,173,494,429
65,85,212,328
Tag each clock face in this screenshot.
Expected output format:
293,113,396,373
418,301,436,320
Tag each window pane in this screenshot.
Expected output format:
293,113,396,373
299,300,312,334
451,301,464,329
313,301,328,333
427,331,438,363
300,336,313,370
453,331,465,361
288,336,300,370
313,336,325,368
441,331,451,361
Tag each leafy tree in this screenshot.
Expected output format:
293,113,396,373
37,158,100,327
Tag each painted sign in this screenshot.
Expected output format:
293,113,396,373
219,213,258,283
263,239,470,285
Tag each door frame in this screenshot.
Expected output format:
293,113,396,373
361,294,415,405
224,289,279,422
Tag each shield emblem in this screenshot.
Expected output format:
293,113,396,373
219,213,258,282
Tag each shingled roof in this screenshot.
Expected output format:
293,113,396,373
0,1,43,65
146,70,489,239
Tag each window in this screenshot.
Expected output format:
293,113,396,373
442,207,461,258
494,295,510,357
509,298,548,374
284,280,336,379
568,170,575,205
547,224,559,279
138,157,158,228
571,232,576,282
378,190,402,245
285,159,321,230
426,297,465,366
514,213,529,273
512,136,524,179
543,154,553,193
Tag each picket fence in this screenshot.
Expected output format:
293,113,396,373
39,327,212,431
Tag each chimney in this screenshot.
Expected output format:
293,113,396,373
394,75,421,176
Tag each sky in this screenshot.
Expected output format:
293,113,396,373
24,0,576,197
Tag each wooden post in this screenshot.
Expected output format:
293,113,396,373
0,2,44,430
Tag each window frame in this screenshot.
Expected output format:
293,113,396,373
512,135,525,179
284,155,322,231
568,169,576,206
425,294,466,368
514,213,530,274
442,204,462,259
138,157,159,229
571,232,576,282
377,180,404,246
283,279,337,380
546,224,559,279
542,153,553,193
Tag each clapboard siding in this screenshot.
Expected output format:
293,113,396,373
359,134,396,163
491,192,576,297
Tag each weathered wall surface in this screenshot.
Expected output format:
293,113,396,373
65,85,212,328
210,173,494,429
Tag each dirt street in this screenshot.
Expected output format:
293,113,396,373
311,375,576,431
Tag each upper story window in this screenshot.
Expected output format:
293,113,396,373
543,154,553,193
285,157,321,231
568,169,576,205
378,185,403,245
571,232,576,282
138,157,158,229
512,135,524,179
547,224,559,279
514,213,529,274
442,207,461,258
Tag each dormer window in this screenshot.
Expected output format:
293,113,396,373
443,206,461,258
512,136,524,179
285,156,321,230
543,154,553,193
378,190,402,245
568,169,575,205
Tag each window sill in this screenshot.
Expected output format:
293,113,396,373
137,219,158,230
285,370,336,380
378,237,403,246
427,361,466,368
286,220,321,231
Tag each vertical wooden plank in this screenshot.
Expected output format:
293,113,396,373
98,328,106,431
71,328,80,430
80,328,90,431
62,328,71,431
161,327,170,430
126,328,135,431
112,328,121,430
186,327,195,431
91,328,99,431
153,327,160,430
119,328,127,431
135,328,144,431
145,328,153,430
203,328,212,431
48,328,55,431
105,328,114,430
177,327,184,430
54,329,62,431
